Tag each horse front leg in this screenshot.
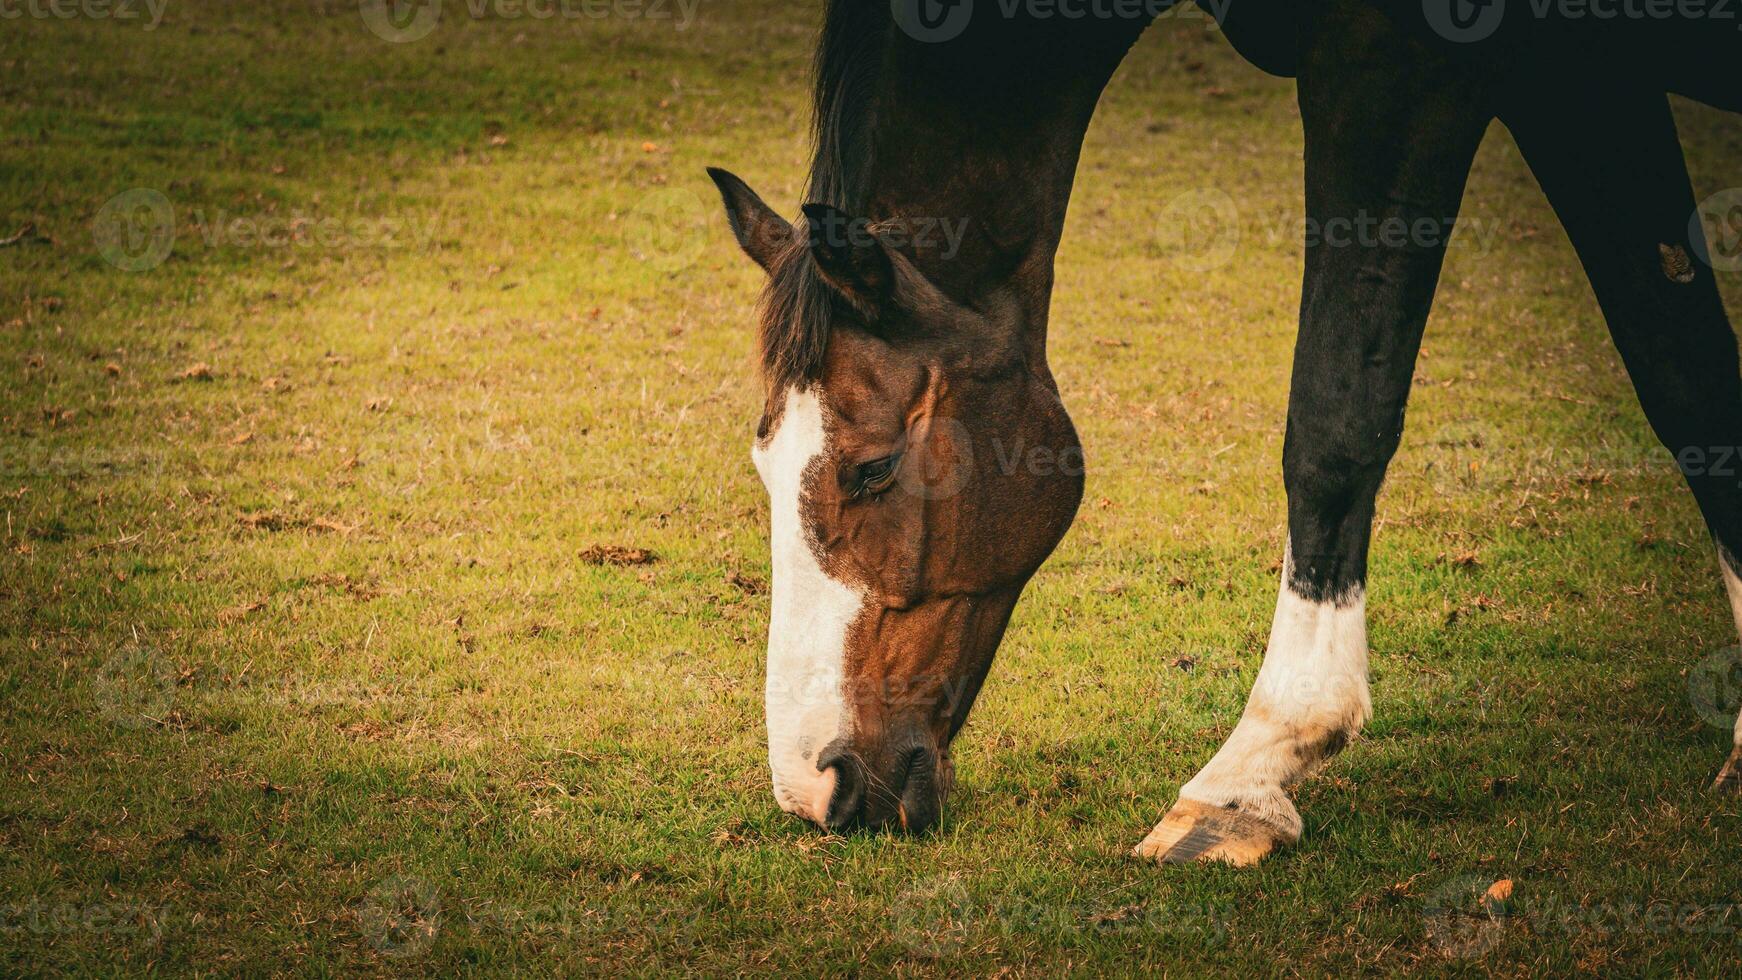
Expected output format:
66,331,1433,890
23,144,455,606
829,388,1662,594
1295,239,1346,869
1135,2,1492,865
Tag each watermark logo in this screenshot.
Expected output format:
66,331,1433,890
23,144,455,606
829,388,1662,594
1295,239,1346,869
624,187,711,274
1424,417,1500,495
1691,188,1742,274
891,874,976,958
356,876,442,958
93,188,174,272
1687,645,1742,729
1423,0,1505,42
361,0,442,42
92,642,176,730
1158,188,1240,273
1422,874,1513,958
894,416,977,501
893,0,974,42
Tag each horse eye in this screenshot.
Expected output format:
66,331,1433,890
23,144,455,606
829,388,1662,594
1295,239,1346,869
855,454,901,495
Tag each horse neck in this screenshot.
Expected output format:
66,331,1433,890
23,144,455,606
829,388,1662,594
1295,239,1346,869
850,21,1149,359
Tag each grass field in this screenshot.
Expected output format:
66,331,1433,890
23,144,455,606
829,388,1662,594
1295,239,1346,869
5,1,1742,974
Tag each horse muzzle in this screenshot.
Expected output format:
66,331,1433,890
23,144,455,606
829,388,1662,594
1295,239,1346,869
814,735,954,834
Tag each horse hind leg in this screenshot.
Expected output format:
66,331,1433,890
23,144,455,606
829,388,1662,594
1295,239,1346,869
1503,86,1742,791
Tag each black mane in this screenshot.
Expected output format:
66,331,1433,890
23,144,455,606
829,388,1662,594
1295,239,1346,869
758,0,887,391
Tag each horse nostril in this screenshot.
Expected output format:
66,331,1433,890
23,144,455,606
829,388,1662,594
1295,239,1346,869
818,748,864,831
897,746,929,792
894,746,942,834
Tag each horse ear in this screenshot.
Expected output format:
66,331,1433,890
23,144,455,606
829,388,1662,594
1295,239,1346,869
707,167,789,272
802,203,890,315
801,202,948,323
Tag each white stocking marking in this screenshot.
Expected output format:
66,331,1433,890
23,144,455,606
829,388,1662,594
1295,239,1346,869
1176,551,1371,839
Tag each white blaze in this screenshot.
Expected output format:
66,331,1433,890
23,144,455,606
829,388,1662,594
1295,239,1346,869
753,386,865,824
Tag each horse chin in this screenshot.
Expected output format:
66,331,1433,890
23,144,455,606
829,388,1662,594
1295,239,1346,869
770,758,839,828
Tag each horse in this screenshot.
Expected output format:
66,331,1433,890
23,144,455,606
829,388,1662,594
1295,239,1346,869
705,0,1742,864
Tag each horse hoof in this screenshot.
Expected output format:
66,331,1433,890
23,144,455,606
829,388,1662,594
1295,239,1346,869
1713,747,1742,793
1132,798,1289,867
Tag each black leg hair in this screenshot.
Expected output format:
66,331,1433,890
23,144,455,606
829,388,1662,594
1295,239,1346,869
1502,87,1742,788
1135,1,1494,864
1282,8,1493,604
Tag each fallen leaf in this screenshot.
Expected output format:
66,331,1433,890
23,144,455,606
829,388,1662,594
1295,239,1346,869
580,545,656,566
341,721,389,741
1438,550,1481,569
309,573,380,600
178,362,214,382
726,570,765,595
309,517,357,536
1482,878,1514,911
1088,904,1144,926
238,511,286,531
218,599,267,623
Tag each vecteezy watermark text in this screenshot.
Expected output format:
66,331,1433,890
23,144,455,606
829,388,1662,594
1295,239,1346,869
183,209,445,252
805,209,971,262
1424,0,1742,44
1,900,169,940
361,0,702,43
93,188,448,272
893,0,1232,43
0,0,167,28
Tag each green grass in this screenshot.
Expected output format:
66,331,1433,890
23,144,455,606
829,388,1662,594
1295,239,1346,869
5,1,1742,974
